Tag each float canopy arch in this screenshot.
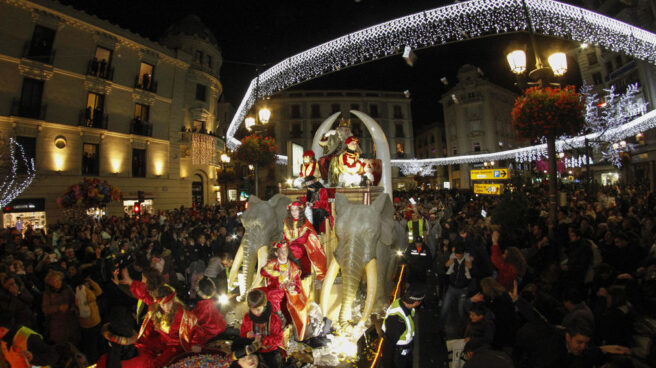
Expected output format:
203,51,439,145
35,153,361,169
226,0,656,168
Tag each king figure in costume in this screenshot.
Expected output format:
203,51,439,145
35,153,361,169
283,202,326,281
260,241,308,340
293,150,319,188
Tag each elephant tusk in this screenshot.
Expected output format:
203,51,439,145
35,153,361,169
229,245,244,289
361,258,378,325
249,245,269,290
320,257,340,316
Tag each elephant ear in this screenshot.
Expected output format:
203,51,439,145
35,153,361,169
372,195,394,246
334,193,350,217
268,194,292,231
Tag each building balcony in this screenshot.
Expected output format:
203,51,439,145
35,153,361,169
22,41,55,65
11,99,47,120
86,58,114,80
134,74,157,93
79,108,108,129
130,119,152,137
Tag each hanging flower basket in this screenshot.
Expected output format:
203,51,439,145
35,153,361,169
57,178,122,209
511,85,585,139
233,134,278,167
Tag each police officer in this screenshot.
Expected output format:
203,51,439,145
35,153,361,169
406,212,426,247
403,236,432,284
380,283,426,368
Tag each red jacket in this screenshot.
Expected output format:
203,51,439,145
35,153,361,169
192,299,226,345
491,244,518,291
95,351,155,368
239,306,283,353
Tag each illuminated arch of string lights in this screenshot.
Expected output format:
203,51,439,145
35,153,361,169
226,0,656,172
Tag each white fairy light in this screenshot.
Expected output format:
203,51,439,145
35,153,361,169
1,138,36,208
224,0,656,173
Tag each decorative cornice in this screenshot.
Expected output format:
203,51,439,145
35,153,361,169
0,116,170,145
84,78,113,95
131,91,157,106
5,0,190,70
18,59,54,80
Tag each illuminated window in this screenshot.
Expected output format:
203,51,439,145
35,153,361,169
137,62,154,90
397,143,405,154
85,92,105,128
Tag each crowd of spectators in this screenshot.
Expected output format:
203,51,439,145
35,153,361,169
395,184,656,367
0,204,247,367
0,183,655,367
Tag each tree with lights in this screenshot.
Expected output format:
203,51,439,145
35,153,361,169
579,83,648,168
511,85,585,225
0,137,36,208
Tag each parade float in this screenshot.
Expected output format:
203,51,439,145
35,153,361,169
170,0,656,365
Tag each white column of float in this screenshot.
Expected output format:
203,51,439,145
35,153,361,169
349,110,392,199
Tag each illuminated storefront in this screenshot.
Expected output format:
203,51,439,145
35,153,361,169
3,198,47,229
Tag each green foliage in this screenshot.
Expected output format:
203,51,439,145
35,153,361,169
233,134,278,167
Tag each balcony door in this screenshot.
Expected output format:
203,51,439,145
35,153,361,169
192,174,204,207
19,78,44,118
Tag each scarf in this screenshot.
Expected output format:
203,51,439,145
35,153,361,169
248,302,272,336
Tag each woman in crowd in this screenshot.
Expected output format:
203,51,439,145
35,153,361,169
42,269,79,345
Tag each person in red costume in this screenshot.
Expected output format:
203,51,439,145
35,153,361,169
120,269,205,368
260,241,308,340
95,307,154,368
282,201,326,280
192,276,227,343
240,289,284,368
293,150,319,188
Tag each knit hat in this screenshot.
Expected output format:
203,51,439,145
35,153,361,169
453,243,465,255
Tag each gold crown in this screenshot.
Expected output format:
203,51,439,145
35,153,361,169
338,118,351,128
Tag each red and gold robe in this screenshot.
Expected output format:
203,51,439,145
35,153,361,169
130,281,204,367
336,150,365,175
299,160,318,178
283,219,326,280
260,258,308,339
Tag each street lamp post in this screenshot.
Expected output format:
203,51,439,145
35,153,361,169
243,76,272,198
506,37,568,229
220,153,231,204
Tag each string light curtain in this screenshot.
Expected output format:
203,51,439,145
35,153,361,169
224,0,656,171
192,133,216,166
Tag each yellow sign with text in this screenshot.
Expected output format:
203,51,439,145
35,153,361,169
470,168,510,180
474,183,503,195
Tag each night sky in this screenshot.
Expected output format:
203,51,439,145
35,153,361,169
58,0,583,128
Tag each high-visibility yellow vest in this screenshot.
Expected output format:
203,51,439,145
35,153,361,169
407,220,424,243
0,326,43,368
382,298,415,346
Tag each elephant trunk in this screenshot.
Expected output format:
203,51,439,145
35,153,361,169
338,259,363,327
240,233,258,295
